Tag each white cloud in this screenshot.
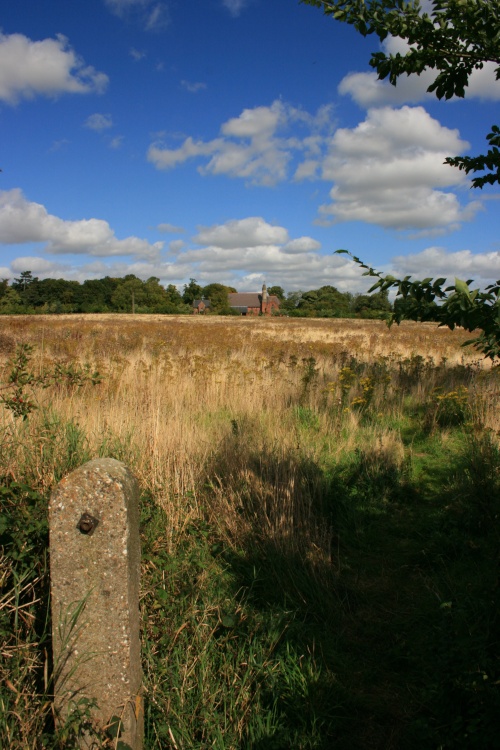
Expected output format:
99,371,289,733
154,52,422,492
293,159,320,181
178,242,365,293
84,113,113,131
0,189,163,260
10,256,67,275
148,136,221,170
221,105,280,138
283,237,321,254
391,247,500,288
0,33,108,104
193,217,289,248
2,210,373,293
168,216,366,292
318,106,481,230
169,239,185,252
147,100,335,186
339,36,500,107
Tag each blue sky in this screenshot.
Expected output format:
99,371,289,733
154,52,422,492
0,0,498,294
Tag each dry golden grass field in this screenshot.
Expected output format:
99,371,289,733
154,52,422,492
1,314,499,749
1,313,497,551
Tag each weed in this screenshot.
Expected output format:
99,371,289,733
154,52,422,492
0,315,498,748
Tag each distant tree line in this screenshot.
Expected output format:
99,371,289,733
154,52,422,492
0,271,392,319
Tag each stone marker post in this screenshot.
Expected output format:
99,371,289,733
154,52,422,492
49,458,143,749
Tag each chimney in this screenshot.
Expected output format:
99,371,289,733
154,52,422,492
261,283,268,313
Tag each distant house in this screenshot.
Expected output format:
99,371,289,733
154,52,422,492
192,284,280,316
192,298,212,314
228,284,280,316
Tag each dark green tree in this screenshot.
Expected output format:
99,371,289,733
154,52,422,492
268,285,286,301
0,286,22,314
11,271,40,309
111,276,147,312
78,277,121,312
164,284,183,306
283,285,352,317
202,283,232,314
12,271,36,292
35,278,81,312
182,278,204,305
352,289,392,318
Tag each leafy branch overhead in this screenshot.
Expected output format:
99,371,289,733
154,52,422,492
336,250,500,360
302,0,500,187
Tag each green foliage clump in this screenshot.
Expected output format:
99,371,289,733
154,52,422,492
1,344,101,420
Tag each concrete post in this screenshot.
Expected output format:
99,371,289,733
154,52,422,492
49,458,143,749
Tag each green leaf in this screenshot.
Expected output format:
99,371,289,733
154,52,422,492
107,716,123,739
454,278,471,296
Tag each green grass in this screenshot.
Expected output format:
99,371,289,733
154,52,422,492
1,351,499,748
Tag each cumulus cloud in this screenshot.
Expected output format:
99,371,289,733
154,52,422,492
283,237,321,254
84,113,113,131
318,106,481,230
147,100,335,186
10,256,67,275
169,239,185,252
391,247,500,288
339,36,500,107
2,210,373,292
194,217,289,248
0,189,163,260
157,215,368,292
147,100,479,232
178,238,364,293
0,32,108,104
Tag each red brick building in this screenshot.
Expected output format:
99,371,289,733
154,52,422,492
192,284,280,315
228,284,280,316
192,298,211,314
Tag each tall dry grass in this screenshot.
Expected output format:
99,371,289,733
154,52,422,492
1,314,499,748
1,314,497,551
